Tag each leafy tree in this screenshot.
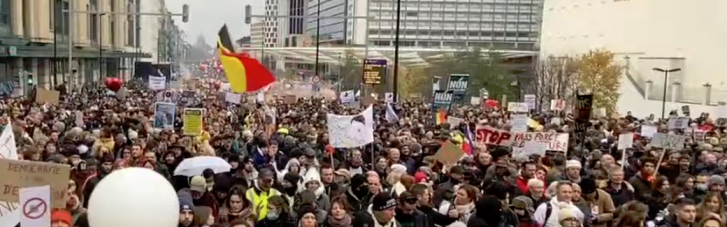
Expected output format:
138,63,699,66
429,48,516,101
338,49,362,91
575,49,622,114
397,67,431,99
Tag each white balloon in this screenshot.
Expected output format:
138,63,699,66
88,168,179,227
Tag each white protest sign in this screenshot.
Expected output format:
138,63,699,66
0,121,19,227
340,90,355,103
447,116,464,129
384,92,394,103
19,186,50,227
256,93,265,103
148,76,166,90
510,114,528,133
507,102,528,113
641,125,658,138
475,126,513,147
618,133,634,150
649,133,685,149
224,92,242,104
668,116,689,130
523,94,536,110
470,97,481,106
512,132,569,152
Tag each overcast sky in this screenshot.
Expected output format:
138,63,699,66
166,0,264,45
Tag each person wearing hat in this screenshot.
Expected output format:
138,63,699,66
183,175,220,217
511,196,535,227
394,191,429,227
297,204,319,227
352,193,401,227
179,197,198,227
579,178,615,227
51,209,73,227
562,160,583,184
557,208,582,227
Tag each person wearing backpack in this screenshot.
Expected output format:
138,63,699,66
533,181,584,227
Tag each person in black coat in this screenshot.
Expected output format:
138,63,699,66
395,192,431,227
353,193,401,227
467,196,503,227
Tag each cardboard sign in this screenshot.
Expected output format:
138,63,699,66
0,159,70,208
433,141,465,164
35,89,59,105
512,132,569,152
649,133,685,150
475,126,513,146
283,95,297,104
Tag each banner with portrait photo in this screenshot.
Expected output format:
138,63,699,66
153,102,176,129
327,105,374,148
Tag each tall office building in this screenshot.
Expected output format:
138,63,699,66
306,0,543,49
306,0,356,44
263,0,279,47
277,0,307,47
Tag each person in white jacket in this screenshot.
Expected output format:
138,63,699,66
534,181,584,227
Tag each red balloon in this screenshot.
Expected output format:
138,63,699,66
485,99,499,109
105,77,123,92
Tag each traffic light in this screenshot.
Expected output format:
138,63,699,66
182,4,189,23
244,5,251,24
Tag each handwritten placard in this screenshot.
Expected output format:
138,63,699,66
649,133,685,150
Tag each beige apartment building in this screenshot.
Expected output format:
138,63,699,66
0,0,149,96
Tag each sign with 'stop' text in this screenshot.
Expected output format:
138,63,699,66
0,159,70,208
475,125,513,146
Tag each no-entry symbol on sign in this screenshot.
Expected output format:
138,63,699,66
23,197,48,220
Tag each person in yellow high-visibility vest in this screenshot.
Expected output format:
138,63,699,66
245,168,281,220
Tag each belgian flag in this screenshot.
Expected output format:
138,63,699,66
217,24,275,93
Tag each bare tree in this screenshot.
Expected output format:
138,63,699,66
526,56,579,111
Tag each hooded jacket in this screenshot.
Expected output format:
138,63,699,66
352,205,402,227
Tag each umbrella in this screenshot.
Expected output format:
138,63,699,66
173,156,231,177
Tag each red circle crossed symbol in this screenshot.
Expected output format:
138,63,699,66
22,197,48,220
312,75,320,83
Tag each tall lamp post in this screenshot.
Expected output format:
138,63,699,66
99,13,106,78
652,67,681,119
392,0,402,102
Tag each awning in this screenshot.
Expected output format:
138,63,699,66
239,46,538,67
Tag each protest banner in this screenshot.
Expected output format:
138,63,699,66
475,125,513,146
649,133,685,150
512,132,569,152
0,159,70,208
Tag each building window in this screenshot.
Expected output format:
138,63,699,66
0,0,9,25
127,1,134,46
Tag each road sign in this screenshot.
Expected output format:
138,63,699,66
312,75,320,83
22,197,47,220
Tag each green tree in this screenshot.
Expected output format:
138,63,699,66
398,67,431,99
338,49,362,91
430,48,516,101
575,49,622,114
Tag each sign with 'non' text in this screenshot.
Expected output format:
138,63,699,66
447,74,469,101
432,90,453,111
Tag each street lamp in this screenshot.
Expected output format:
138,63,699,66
652,67,681,119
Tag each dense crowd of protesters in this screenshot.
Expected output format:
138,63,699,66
12,74,727,227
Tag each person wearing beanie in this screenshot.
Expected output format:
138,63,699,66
563,160,582,183
346,173,372,213
297,204,319,227
51,209,73,227
394,191,428,227
511,196,535,226
707,175,726,192
579,178,615,227
352,193,400,227
179,197,197,227
557,208,581,227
